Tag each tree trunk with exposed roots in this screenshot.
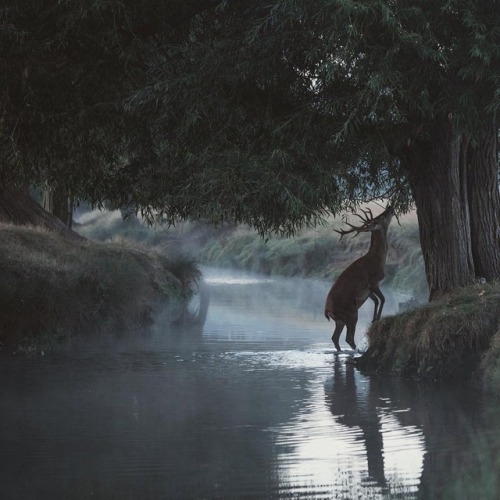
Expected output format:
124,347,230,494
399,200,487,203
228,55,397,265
41,184,74,229
467,121,500,281
0,185,82,241
402,118,499,300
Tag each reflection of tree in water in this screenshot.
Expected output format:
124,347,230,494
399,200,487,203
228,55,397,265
325,359,388,490
172,279,210,328
368,377,488,499
326,357,494,498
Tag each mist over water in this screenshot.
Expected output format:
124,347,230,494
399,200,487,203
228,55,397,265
0,268,498,499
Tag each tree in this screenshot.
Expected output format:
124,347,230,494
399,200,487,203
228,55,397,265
1,1,499,299
127,0,499,299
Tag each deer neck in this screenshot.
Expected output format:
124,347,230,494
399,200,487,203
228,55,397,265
367,228,388,264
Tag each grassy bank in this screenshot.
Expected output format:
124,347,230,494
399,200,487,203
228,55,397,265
198,219,427,296
355,281,500,392
77,208,428,298
0,223,200,353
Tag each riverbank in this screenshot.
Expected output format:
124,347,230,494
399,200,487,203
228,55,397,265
77,208,428,298
355,281,500,393
0,223,200,353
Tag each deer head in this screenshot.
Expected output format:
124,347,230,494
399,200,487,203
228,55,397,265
335,206,394,240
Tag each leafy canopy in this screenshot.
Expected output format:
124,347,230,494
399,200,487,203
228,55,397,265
1,1,498,235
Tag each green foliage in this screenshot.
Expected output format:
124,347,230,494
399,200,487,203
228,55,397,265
2,1,497,236
0,0,204,202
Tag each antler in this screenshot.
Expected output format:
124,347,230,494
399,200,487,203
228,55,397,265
352,207,374,225
334,208,376,240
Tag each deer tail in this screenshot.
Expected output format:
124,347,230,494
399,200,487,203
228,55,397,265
324,309,331,321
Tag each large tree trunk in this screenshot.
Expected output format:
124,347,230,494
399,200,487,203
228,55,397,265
0,185,83,240
466,121,500,281
402,118,475,300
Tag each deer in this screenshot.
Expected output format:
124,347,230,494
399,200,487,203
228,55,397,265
324,205,394,352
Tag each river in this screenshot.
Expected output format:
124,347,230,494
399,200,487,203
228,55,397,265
0,268,498,499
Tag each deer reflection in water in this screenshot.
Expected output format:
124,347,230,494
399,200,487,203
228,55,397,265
325,361,387,488
324,206,394,351
325,359,491,498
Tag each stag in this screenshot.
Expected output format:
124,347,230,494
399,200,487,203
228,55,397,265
324,206,394,351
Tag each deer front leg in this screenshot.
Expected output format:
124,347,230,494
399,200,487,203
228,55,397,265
369,292,380,322
370,286,385,320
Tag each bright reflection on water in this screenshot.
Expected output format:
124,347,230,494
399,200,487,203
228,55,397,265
0,267,498,499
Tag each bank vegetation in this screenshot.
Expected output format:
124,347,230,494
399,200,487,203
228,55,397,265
0,222,200,354
356,282,500,393
78,208,428,298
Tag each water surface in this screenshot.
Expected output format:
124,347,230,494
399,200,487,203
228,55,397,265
0,268,498,499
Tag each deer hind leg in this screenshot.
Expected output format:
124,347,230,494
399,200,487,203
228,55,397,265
345,314,358,351
332,320,345,352
370,286,385,321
